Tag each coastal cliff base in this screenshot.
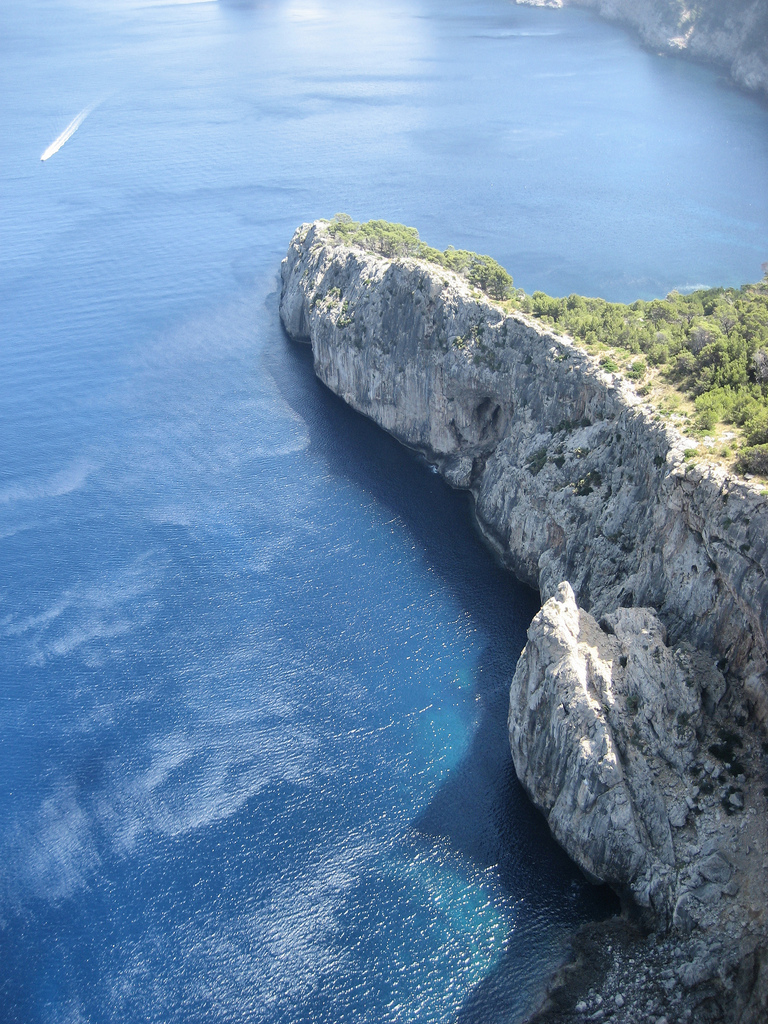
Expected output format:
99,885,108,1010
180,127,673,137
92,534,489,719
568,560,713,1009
514,584,768,1023
528,917,768,1024
279,221,768,1023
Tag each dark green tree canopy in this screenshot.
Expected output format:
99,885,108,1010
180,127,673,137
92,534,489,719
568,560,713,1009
323,215,768,473
327,215,513,301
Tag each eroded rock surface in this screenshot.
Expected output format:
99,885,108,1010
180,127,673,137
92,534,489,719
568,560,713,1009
280,221,768,713
511,583,768,1021
279,221,768,1022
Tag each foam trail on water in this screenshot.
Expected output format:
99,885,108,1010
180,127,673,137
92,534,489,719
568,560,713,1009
41,103,96,161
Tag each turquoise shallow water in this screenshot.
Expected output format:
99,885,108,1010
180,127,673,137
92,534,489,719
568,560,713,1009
1,1,767,1021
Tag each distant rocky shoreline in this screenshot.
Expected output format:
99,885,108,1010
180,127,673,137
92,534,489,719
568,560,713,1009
514,0,768,100
280,221,768,1023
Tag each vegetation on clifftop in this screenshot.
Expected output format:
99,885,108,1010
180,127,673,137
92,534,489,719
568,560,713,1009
322,216,768,475
517,276,768,475
326,214,514,301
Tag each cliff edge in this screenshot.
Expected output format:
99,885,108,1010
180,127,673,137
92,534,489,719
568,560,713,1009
279,220,768,1022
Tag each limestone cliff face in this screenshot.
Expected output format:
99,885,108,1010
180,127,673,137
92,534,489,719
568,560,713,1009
280,221,768,1019
511,584,703,912
280,221,768,717
513,587,768,1023
510,581,764,914
516,0,768,98
512,584,768,1022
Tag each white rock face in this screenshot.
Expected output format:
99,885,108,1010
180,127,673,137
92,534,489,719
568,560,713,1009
280,221,768,714
509,582,741,915
512,584,768,1022
511,584,672,911
279,221,768,1020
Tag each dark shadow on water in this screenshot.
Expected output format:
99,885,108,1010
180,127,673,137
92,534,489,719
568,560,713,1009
268,312,620,1021
217,0,269,11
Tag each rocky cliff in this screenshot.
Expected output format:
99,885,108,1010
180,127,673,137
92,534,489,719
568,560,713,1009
280,221,768,1021
516,0,768,98
513,584,768,1022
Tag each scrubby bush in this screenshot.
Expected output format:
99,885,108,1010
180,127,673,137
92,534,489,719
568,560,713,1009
743,408,768,447
627,360,647,381
527,447,548,475
573,470,602,496
326,215,513,300
325,215,768,471
525,268,768,470
442,247,513,300
327,216,424,259
737,443,768,475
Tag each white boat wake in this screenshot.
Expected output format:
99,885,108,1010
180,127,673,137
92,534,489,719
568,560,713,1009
41,103,97,161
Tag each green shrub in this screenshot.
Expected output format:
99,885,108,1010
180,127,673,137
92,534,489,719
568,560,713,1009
326,215,513,300
573,470,602,496
324,217,768,459
527,447,548,475
737,444,768,475
336,299,353,328
627,360,646,381
648,342,669,365
674,351,696,378
743,408,768,446
443,247,513,300
524,268,768,450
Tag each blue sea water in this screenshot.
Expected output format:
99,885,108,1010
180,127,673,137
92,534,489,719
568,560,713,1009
1,0,768,1021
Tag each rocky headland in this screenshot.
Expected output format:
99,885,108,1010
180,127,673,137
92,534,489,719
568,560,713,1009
279,220,768,1023
515,0,768,99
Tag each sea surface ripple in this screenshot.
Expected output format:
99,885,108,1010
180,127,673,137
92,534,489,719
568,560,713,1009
2,0,768,1021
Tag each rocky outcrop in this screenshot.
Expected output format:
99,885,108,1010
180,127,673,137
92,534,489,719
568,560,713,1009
279,221,768,1021
511,583,768,1022
511,583,712,915
515,0,768,98
280,221,768,713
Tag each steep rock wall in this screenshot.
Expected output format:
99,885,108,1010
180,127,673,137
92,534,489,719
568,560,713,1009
279,221,768,1019
512,584,768,1023
280,221,768,717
